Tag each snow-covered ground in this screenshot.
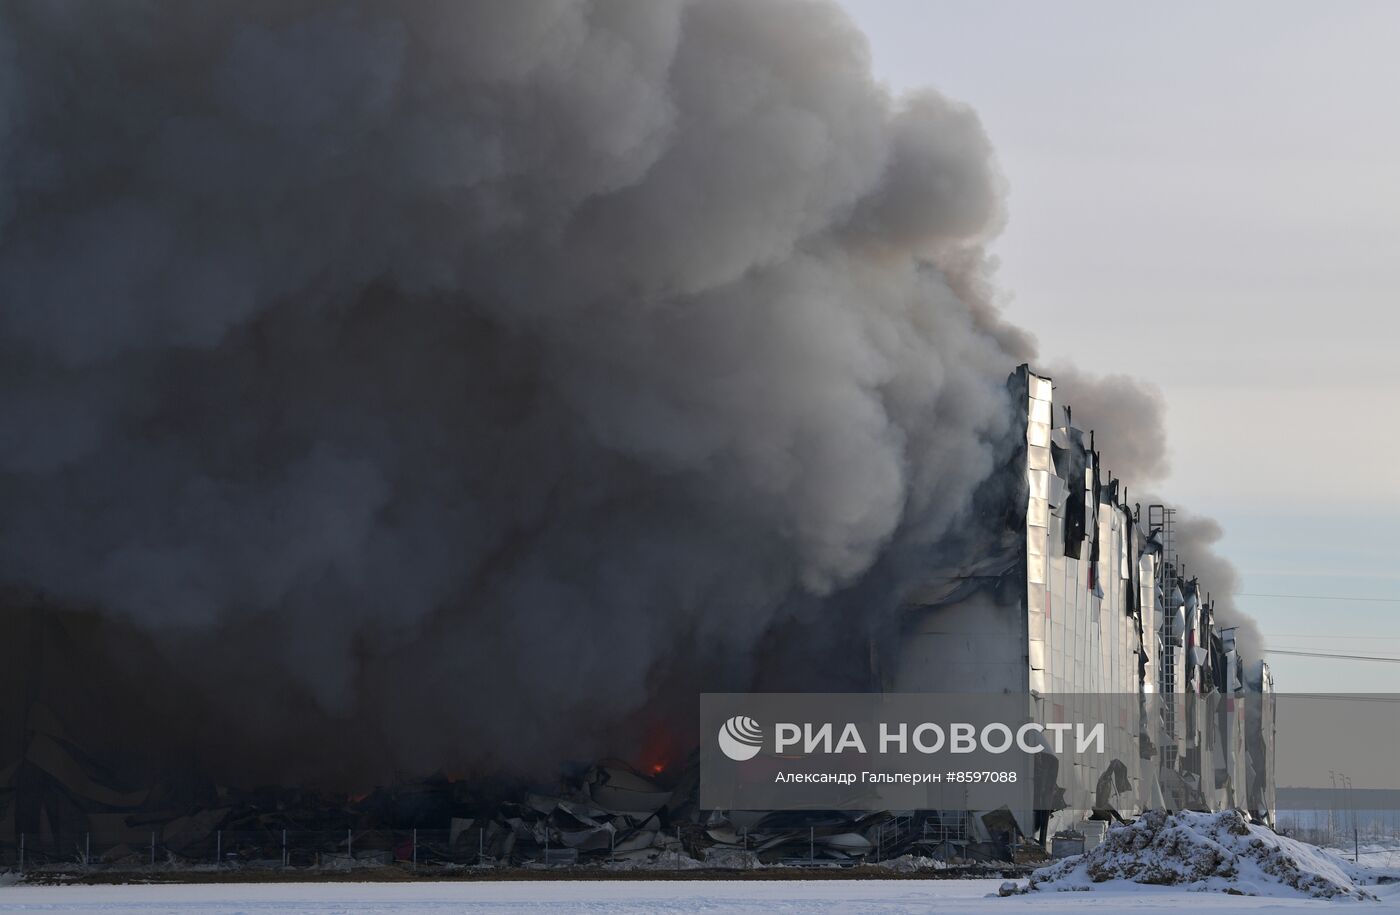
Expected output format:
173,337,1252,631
0,879,1398,914
5,816,1399,914
1359,844,1400,871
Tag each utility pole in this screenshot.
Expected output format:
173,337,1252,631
1329,771,1338,846
1345,775,1358,862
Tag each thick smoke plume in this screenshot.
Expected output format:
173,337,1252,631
0,0,1253,785
1046,367,1170,488
0,0,1021,782
1049,369,1259,651
1158,508,1258,654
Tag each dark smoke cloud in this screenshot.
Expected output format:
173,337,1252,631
0,0,1022,782
0,0,1255,784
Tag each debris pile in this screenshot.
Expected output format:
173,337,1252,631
0,694,1036,872
451,761,979,869
1028,809,1374,899
3,744,1029,871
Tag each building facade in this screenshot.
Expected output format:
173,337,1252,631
891,365,1274,839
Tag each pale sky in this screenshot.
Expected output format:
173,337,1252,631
841,0,1400,692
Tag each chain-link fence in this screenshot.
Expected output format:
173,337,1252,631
0,817,995,875
0,828,502,874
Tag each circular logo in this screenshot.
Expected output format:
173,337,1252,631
717,715,764,761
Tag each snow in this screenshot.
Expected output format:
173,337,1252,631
0,878,1397,914
1355,841,1400,880
4,822,1398,915
1316,838,1400,883
1030,809,1377,899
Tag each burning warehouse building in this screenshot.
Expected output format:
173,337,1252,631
0,0,1276,871
0,364,1275,869
889,365,1276,842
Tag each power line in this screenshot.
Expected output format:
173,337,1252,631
1267,633,1400,641
1268,647,1388,655
1265,648,1400,662
1235,592,1400,603
1263,648,1400,664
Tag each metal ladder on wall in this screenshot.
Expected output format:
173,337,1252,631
1148,505,1179,742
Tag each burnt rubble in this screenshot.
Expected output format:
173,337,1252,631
0,747,1042,872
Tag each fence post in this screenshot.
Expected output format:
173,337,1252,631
282,829,288,868
150,831,155,868
478,827,483,866
675,826,681,871
18,833,23,873
347,828,353,866
412,828,418,869
216,830,221,868
85,832,90,870
742,826,747,870
809,826,814,864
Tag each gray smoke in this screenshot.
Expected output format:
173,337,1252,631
1157,508,1260,654
1048,368,1260,652
1046,366,1170,488
0,0,1253,784
0,0,1022,782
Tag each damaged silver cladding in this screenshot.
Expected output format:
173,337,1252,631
888,365,1276,839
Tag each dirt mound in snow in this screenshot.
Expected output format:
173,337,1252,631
1029,809,1374,899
